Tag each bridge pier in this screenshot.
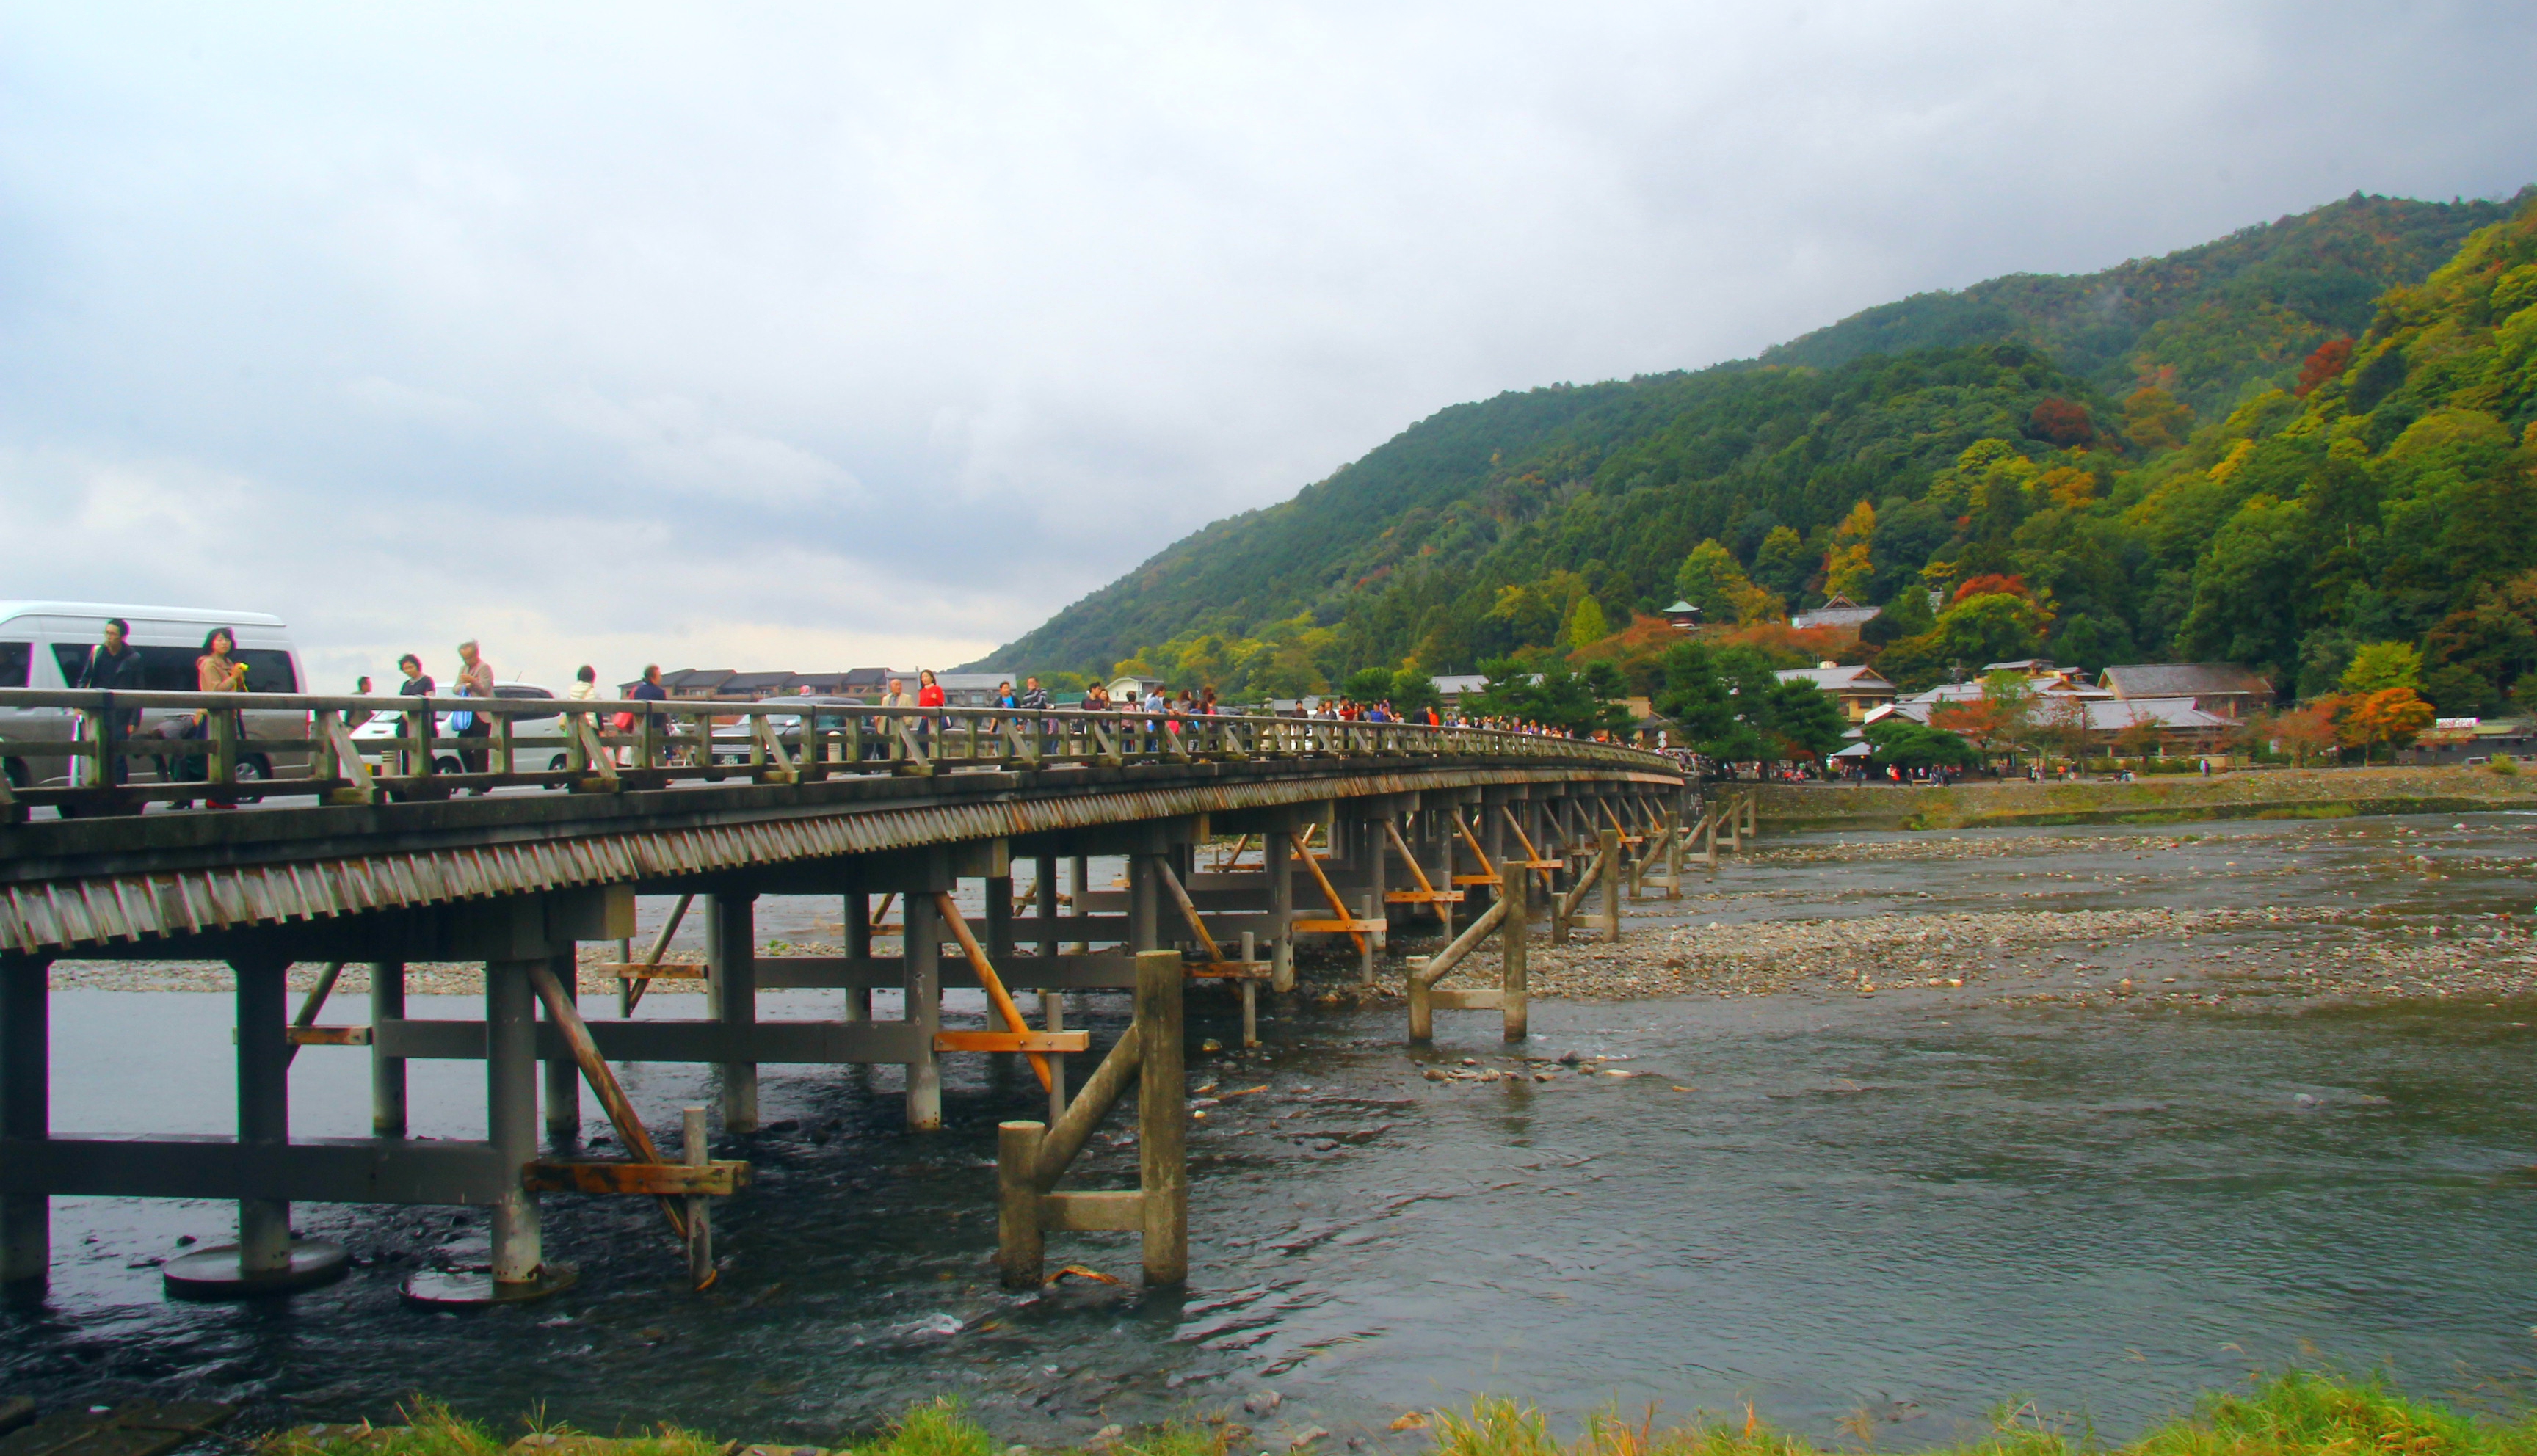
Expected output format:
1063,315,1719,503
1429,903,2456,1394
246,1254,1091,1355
1129,853,1161,953
371,961,407,1135
1266,830,1293,993
236,958,293,1277
709,894,760,1135
486,956,565,1296
904,889,942,1131
842,894,871,1022
1,952,48,1303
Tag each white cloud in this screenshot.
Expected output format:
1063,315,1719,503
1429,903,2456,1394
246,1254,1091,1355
0,2,2530,681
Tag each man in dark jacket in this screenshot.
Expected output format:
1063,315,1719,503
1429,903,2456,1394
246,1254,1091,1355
75,618,144,785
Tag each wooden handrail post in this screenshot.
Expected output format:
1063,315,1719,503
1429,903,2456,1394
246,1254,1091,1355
998,1119,1046,1289
1136,949,1187,1286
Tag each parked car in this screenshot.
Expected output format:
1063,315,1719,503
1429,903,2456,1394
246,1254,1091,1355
0,600,310,792
350,682,566,774
704,695,872,765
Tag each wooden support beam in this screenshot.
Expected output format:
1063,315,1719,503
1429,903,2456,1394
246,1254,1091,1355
527,960,692,1242
934,892,1051,1091
931,1029,1089,1054
281,961,346,1066
1041,1189,1142,1232
621,892,693,1014
286,1026,371,1046
522,1159,750,1197
1289,831,1369,956
0,1135,512,1204
1153,859,1231,967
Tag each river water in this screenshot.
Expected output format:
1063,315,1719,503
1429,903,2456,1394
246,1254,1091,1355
8,813,2537,1447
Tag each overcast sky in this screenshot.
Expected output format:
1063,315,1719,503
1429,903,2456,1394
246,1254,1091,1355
2,4,2532,691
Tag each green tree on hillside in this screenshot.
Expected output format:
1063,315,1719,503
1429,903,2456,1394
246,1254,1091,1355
2340,641,2423,694
1470,658,1633,737
1673,541,1749,622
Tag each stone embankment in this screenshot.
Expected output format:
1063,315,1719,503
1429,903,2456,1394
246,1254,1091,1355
1754,764,2536,831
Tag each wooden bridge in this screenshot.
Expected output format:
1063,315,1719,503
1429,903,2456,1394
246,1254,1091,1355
0,688,1691,1306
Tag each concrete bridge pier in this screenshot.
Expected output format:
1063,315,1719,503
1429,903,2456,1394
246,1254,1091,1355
371,961,407,1135
487,958,545,1287
842,895,871,1022
1266,831,1294,992
708,894,759,1134
235,958,293,1278
1,952,48,1303
161,958,352,1297
903,887,943,1131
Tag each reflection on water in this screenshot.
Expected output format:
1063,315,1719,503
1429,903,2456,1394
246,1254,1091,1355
8,817,2537,1446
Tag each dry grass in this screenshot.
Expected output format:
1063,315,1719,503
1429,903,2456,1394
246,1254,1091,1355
260,1375,2537,1456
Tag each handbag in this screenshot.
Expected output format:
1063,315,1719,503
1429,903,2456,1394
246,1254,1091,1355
450,709,476,732
611,710,638,732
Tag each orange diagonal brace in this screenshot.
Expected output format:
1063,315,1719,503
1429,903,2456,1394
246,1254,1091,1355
1451,808,1495,881
1500,806,1556,894
1154,859,1230,966
1288,829,1368,956
933,892,1051,1091
1383,820,1438,898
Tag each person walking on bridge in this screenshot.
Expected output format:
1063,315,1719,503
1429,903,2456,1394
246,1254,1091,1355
628,664,668,766
451,640,495,784
74,617,143,788
192,627,250,809
394,652,436,765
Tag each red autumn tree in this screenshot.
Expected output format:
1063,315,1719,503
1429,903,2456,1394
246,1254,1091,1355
1951,573,2030,604
2295,337,2354,396
2028,398,2095,446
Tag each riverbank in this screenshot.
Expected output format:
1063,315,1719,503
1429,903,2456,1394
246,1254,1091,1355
261,1372,2537,1456
1752,764,2536,831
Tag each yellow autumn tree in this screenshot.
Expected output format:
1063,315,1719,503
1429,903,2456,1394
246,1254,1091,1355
1822,500,1876,599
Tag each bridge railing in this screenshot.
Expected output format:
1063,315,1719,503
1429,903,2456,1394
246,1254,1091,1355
0,689,1677,819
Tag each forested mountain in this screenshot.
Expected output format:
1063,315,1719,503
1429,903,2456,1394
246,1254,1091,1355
1761,192,2512,417
970,189,2537,712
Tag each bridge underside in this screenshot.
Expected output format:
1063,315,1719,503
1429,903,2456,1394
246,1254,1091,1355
0,752,1691,1305
1,754,1675,958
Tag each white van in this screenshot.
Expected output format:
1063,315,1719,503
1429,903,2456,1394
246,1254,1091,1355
0,601,312,791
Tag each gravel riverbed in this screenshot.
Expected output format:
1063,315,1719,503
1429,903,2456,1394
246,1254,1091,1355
46,813,2537,1013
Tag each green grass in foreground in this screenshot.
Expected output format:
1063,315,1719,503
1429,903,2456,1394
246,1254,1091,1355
259,1372,2537,1456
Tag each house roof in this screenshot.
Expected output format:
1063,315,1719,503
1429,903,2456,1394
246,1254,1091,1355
2100,663,2272,700
1776,665,1895,693
1431,674,1491,696
2082,696,2231,730
718,671,796,694
1981,658,2056,674
1790,594,1882,629
1662,600,1700,614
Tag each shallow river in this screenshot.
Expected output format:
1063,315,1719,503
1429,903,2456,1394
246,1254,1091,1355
9,813,2537,1447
